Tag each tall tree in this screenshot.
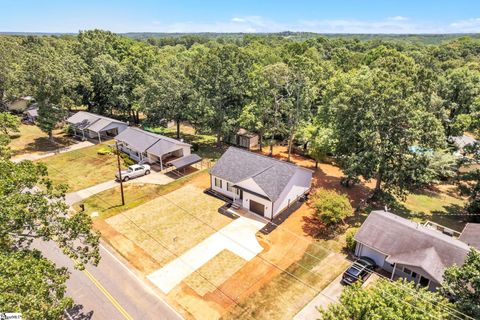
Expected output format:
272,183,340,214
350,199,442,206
189,44,252,146
322,55,445,196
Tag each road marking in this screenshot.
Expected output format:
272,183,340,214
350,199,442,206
99,243,184,319
81,266,134,320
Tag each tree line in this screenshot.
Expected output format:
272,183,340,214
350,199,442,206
1,30,479,198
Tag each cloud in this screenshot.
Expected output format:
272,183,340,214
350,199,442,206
450,18,480,32
388,16,409,21
148,16,480,34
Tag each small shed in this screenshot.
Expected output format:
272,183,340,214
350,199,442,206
23,106,38,123
228,129,259,150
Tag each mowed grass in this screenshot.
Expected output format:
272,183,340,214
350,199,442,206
37,142,120,192
9,124,75,155
106,184,231,266
183,250,246,296
397,187,467,231
222,245,349,320
74,169,207,220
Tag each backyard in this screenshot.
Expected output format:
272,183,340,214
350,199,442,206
9,123,76,156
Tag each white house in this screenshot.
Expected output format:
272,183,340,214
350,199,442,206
7,96,35,112
209,147,312,219
114,127,191,169
66,111,128,142
354,210,475,291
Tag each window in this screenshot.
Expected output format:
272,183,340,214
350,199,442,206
419,276,430,287
214,177,222,188
226,182,233,192
403,267,412,275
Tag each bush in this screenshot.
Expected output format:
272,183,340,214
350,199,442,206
191,143,199,152
120,153,135,166
345,227,359,252
97,147,112,155
64,124,75,136
309,188,353,226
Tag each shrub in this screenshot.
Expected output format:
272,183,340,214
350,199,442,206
64,124,75,136
309,188,353,226
96,147,112,155
120,153,135,166
345,227,359,252
191,143,199,152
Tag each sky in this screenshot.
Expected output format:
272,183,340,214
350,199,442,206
1,0,480,34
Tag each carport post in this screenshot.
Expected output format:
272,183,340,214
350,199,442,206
97,132,101,143
115,141,125,206
391,263,396,280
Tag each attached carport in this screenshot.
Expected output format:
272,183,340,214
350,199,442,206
167,154,202,174
146,140,189,170
67,111,127,142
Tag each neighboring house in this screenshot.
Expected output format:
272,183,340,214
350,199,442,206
23,105,38,123
228,129,259,150
66,111,128,142
114,127,192,169
354,210,474,291
449,135,477,154
209,147,312,219
458,223,480,250
7,96,35,112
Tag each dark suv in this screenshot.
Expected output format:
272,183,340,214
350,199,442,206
342,257,376,285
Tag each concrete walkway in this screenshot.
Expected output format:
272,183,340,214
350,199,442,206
12,140,94,163
65,171,175,205
294,271,345,320
147,215,266,294
65,180,119,205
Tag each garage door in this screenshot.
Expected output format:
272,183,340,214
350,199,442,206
249,200,265,216
360,245,386,267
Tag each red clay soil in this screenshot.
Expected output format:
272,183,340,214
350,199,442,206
205,201,314,311
93,220,161,274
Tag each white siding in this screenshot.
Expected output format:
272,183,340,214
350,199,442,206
210,175,235,199
272,169,312,217
181,145,191,157
101,122,128,134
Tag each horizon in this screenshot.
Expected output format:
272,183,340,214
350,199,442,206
1,0,480,34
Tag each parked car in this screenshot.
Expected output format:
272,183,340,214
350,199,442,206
342,256,376,285
116,164,151,181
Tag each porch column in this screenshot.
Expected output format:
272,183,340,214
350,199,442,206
82,129,85,139
73,127,77,136
160,157,163,171
391,263,396,280
97,131,101,143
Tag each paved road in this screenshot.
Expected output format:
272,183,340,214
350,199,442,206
34,239,183,320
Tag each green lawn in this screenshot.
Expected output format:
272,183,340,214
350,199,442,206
74,169,207,220
9,123,75,156
222,244,348,320
37,142,121,192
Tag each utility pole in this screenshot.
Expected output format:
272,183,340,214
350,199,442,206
115,141,125,206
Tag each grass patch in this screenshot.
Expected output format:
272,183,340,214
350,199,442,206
9,123,75,155
105,183,231,266
222,244,348,320
74,169,207,220
37,142,122,192
183,250,246,296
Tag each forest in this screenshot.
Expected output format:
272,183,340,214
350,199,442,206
1,29,479,200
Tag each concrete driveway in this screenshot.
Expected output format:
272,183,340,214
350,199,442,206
147,214,266,294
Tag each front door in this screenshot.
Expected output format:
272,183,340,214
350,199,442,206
249,200,265,216
236,188,243,200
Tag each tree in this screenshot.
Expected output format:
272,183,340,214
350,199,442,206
442,249,480,318
189,44,252,147
0,159,100,267
309,188,353,226
143,47,193,138
321,279,453,320
302,123,336,168
323,59,445,197
0,248,73,320
0,112,20,158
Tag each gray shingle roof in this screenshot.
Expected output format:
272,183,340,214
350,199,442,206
449,135,477,150
459,223,480,249
115,127,190,154
355,210,471,283
66,111,126,132
209,147,312,202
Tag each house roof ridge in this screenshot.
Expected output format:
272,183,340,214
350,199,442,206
77,110,126,125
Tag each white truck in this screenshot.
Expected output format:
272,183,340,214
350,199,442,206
116,164,151,181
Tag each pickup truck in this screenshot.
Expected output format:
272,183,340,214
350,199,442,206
116,164,151,181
